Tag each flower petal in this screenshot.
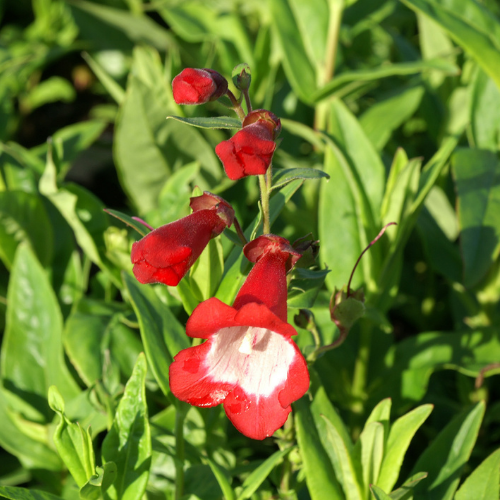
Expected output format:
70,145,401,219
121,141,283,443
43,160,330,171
234,303,297,338
277,343,310,408
223,386,291,440
186,298,238,338
169,341,234,407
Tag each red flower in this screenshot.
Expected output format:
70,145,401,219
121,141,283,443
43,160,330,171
215,110,281,180
169,235,309,440
131,192,234,286
172,68,228,105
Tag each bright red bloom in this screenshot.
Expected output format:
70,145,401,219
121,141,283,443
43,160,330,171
169,235,309,440
215,110,281,180
131,192,234,286
172,68,228,105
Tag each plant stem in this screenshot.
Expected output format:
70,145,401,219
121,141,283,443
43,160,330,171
350,321,371,434
259,171,271,234
242,88,252,113
233,217,248,245
175,406,187,500
226,89,246,122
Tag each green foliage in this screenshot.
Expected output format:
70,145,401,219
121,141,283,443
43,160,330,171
0,0,499,498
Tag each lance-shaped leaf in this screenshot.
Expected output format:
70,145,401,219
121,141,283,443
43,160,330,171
370,486,392,500
237,448,293,500
452,148,500,288
377,405,433,492
455,448,500,500
124,275,189,398
102,354,151,500
80,463,118,500
402,0,500,90
294,397,345,500
410,401,485,500
0,486,63,500
271,167,330,192
1,243,80,422
166,116,242,129
389,472,428,500
322,415,364,500
48,386,95,488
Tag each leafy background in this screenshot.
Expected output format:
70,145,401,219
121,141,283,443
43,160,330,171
0,0,500,499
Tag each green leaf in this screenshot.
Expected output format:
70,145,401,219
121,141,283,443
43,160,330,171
410,401,485,500
237,448,293,500
215,180,303,305
0,191,53,269
294,397,345,500
104,209,149,237
102,354,151,500
63,311,109,387
124,274,189,398
189,237,224,302
313,59,459,103
48,386,95,488
0,388,62,472
402,0,500,90
166,116,242,130
22,76,75,112
370,328,500,407
370,485,392,500
69,0,173,50
115,47,220,214
455,448,500,500
452,148,500,288
359,422,384,496
377,405,433,492
360,85,424,151
271,167,330,191
470,69,500,150
287,268,329,309
1,244,79,421
389,472,428,500
80,463,117,500
0,486,63,500
205,458,235,500
322,415,364,500
269,0,318,103
82,52,125,105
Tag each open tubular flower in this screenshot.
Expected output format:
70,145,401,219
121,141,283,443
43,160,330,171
172,68,228,105
215,110,281,180
169,235,309,440
131,192,234,287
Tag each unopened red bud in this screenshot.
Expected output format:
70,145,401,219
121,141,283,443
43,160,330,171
243,109,281,139
172,68,228,105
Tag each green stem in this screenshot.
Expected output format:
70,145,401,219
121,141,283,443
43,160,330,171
175,406,187,500
226,89,246,122
258,172,271,234
350,322,371,433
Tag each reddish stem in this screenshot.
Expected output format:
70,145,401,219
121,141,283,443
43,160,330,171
347,222,397,297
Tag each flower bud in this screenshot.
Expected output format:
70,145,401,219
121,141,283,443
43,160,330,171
215,110,281,180
330,287,365,330
292,234,320,268
172,68,228,105
232,63,252,91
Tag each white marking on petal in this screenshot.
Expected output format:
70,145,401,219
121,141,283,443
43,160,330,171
204,326,296,398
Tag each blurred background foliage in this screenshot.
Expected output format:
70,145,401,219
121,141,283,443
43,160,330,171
0,0,500,498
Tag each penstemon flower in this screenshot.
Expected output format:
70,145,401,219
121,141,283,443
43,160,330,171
215,110,281,180
131,192,234,286
169,235,310,440
172,68,228,105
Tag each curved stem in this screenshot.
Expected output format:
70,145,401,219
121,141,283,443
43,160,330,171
242,88,252,113
233,217,248,245
226,89,246,122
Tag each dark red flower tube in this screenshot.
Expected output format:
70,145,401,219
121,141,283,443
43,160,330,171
169,235,309,440
215,110,281,180
172,68,228,105
131,192,234,286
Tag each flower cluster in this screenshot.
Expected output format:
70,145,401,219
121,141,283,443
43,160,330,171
130,65,310,440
